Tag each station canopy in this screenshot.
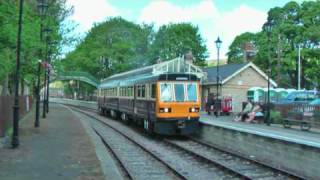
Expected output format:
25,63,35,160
100,57,205,88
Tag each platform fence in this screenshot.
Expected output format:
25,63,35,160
271,103,320,128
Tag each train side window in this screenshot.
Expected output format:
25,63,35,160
137,85,141,97
130,87,133,97
151,84,156,98
126,87,129,97
141,85,145,98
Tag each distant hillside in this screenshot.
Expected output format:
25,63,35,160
206,59,228,67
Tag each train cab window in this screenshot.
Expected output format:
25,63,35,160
174,83,185,102
151,84,156,98
187,83,198,102
160,83,173,102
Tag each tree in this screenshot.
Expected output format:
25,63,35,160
227,32,256,64
0,0,72,95
150,23,208,66
63,17,154,79
227,0,320,89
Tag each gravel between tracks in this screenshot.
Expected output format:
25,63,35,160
165,139,295,180
74,107,242,180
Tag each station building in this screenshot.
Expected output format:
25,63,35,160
202,62,277,112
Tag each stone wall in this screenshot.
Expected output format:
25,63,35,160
197,124,320,179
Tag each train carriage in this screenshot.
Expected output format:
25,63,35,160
98,58,204,135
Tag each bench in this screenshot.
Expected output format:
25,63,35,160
282,118,311,131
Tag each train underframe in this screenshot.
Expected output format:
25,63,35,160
99,106,199,135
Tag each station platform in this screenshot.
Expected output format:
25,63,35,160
0,103,105,180
200,113,320,148
198,113,320,179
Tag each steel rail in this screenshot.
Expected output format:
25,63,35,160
92,128,133,180
70,106,188,180
189,137,305,180
164,139,252,179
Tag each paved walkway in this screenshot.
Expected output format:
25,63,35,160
200,113,320,148
0,103,105,180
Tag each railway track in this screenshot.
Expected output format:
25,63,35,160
69,105,303,180
71,107,185,180
164,138,303,179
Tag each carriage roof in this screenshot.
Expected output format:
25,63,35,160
99,57,204,89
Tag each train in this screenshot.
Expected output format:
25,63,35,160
97,63,201,135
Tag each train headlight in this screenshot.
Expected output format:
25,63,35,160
189,107,199,113
159,107,171,113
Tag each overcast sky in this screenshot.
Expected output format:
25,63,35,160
65,0,308,60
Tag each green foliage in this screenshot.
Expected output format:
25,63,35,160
227,0,320,89
63,17,153,79
0,0,72,94
62,20,209,81
271,110,282,124
150,23,208,66
227,32,256,64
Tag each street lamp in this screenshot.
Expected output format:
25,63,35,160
12,0,24,148
215,37,222,117
45,35,53,114
36,0,48,123
42,29,52,118
264,19,272,126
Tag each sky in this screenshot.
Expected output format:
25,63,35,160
65,0,308,60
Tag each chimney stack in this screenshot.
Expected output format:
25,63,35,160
184,50,194,64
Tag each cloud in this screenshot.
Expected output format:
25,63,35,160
138,0,219,26
139,1,267,59
215,5,267,58
66,0,119,32
65,0,267,60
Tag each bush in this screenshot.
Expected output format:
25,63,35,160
271,110,282,124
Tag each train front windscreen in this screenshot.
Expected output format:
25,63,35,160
160,82,198,102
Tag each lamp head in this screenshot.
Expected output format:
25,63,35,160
215,37,222,49
37,0,48,17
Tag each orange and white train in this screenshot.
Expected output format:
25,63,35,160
98,71,201,135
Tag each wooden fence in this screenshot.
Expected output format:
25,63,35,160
0,96,33,137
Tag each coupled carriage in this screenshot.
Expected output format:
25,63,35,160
97,58,203,135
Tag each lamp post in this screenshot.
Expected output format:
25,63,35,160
35,0,48,127
42,28,52,118
45,36,53,113
12,0,24,148
265,19,272,126
215,37,222,117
